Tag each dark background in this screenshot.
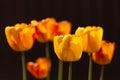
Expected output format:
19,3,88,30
0,0,120,80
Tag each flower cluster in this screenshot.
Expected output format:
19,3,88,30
53,26,115,80
5,17,72,80
5,17,116,80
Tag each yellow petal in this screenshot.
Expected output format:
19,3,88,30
53,35,64,60
19,27,35,50
5,26,21,51
75,27,88,51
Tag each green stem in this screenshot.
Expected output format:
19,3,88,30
46,42,50,59
68,62,72,80
21,52,27,80
45,42,50,80
88,54,92,80
100,66,104,80
58,60,63,80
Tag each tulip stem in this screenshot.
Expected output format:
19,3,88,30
58,60,63,80
68,62,72,80
45,42,50,80
46,42,50,59
88,54,92,80
100,65,104,80
21,52,27,80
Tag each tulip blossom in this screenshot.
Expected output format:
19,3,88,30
53,34,83,61
92,40,116,65
5,23,35,51
57,21,71,35
27,57,51,79
75,26,103,54
30,18,57,42
30,18,71,42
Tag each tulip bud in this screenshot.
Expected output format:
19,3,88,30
92,40,116,65
30,18,72,42
5,23,35,51
75,26,103,54
54,35,83,61
27,58,51,79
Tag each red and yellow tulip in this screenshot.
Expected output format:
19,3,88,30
5,23,35,51
27,57,51,79
30,18,71,42
92,40,116,65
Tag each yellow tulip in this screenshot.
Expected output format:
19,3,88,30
92,40,116,65
75,26,103,54
27,57,51,79
5,23,35,51
53,35,83,61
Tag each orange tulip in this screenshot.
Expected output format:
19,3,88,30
54,34,83,61
57,20,71,35
30,18,58,42
30,18,72,42
92,40,116,65
75,26,103,54
5,23,35,51
27,57,51,79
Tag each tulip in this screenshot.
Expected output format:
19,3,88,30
75,26,103,54
5,23,35,51
92,40,115,80
54,34,83,61
75,26,103,80
27,57,51,79
30,18,58,42
54,34,83,80
92,40,116,65
30,18,72,42
5,23,35,80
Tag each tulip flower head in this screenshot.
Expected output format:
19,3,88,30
75,26,103,54
92,40,116,65
27,58,51,79
54,34,83,61
30,18,58,42
5,23,35,51
30,18,72,42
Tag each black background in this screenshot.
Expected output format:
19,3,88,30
0,0,120,80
